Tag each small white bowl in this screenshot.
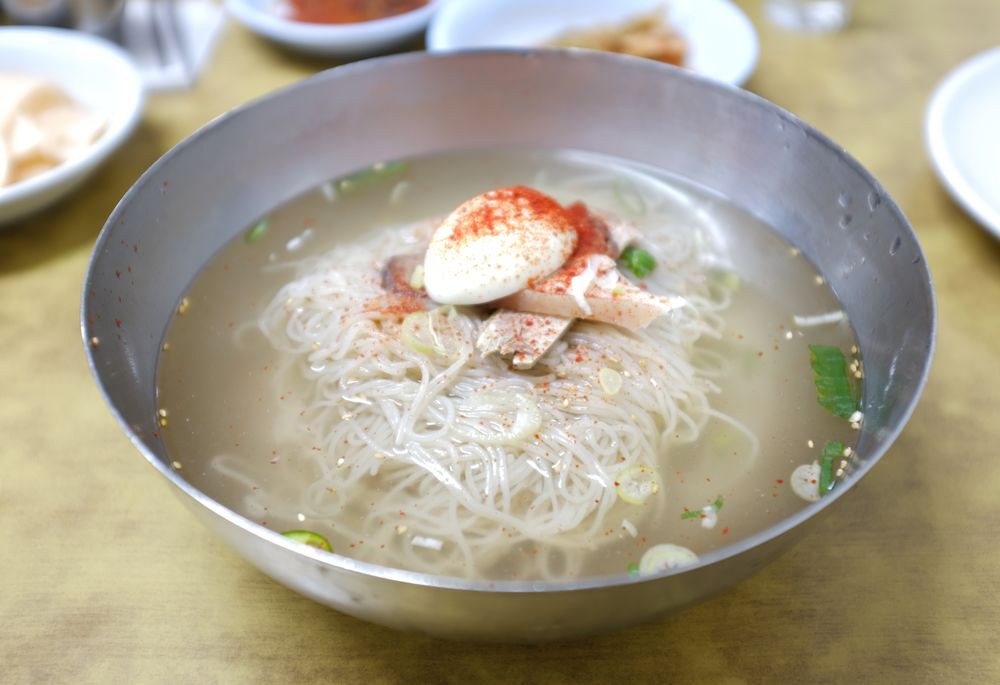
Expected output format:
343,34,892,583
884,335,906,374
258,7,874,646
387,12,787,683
0,27,145,227
428,0,759,87
225,0,442,57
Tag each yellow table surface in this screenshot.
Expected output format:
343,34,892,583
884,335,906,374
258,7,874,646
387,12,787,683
4,1,1000,682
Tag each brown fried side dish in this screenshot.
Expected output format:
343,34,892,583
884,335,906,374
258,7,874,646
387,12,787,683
547,10,687,66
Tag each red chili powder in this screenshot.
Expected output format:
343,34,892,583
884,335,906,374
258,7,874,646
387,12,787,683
289,0,427,24
445,186,576,244
531,202,613,292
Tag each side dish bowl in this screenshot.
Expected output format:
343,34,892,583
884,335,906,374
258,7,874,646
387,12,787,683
427,0,759,86
82,50,934,642
225,0,442,57
0,27,144,227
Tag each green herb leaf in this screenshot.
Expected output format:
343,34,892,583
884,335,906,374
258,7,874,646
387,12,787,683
245,219,268,244
627,562,639,575
808,344,859,419
621,247,657,278
336,160,407,194
713,495,724,511
680,510,702,520
819,441,843,494
281,529,332,552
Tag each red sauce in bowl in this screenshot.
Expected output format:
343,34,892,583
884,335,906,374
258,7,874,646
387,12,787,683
289,0,429,24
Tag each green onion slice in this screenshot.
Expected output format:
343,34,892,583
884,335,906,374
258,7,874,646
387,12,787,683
401,305,464,358
598,367,623,396
336,160,407,194
620,247,657,279
281,530,332,552
615,465,660,505
808,344,859,419
681,496,723,520
245,219,268,244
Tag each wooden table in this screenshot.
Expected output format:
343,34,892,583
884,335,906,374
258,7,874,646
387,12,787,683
4,1,999,681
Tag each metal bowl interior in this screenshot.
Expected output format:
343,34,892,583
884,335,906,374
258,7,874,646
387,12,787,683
82,50,935,642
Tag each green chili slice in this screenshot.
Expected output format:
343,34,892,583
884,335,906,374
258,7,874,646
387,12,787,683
819,441,844,494
281,529,332,552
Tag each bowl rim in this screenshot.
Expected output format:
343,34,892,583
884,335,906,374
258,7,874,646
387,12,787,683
0,26,145,210
83,48,937,594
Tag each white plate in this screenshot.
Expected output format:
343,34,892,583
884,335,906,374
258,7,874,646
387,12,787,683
0,27,144,227
926,46,1000,238
225,0,442,57
427,0,759,86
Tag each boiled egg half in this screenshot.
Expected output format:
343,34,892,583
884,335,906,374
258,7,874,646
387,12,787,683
423,186,578,305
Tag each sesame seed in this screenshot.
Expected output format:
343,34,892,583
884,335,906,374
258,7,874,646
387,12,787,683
807,439,814,448
157,408,168,418
395,525,408,535
785,331,793,340
171,461,182,469
297,513,305,522
814,275,825,285
842,447,853,457
177,297,190,315
161,342,170,352
158,417,168,427
89,337,100,347
336,457,345,466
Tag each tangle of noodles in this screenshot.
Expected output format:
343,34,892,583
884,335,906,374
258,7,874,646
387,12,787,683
251,204,756,580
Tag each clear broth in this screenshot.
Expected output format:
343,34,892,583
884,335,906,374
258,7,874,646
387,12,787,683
156,149,858,580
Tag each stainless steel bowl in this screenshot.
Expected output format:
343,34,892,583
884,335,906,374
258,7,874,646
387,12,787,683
82,51,935,642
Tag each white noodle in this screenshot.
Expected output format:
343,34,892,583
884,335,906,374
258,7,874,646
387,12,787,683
239,202,756,580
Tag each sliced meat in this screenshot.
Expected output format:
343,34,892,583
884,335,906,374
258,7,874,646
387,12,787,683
497,255,686,331
381,252,426,298
370,252,431,319
592,209,642,257
476,310,573,370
